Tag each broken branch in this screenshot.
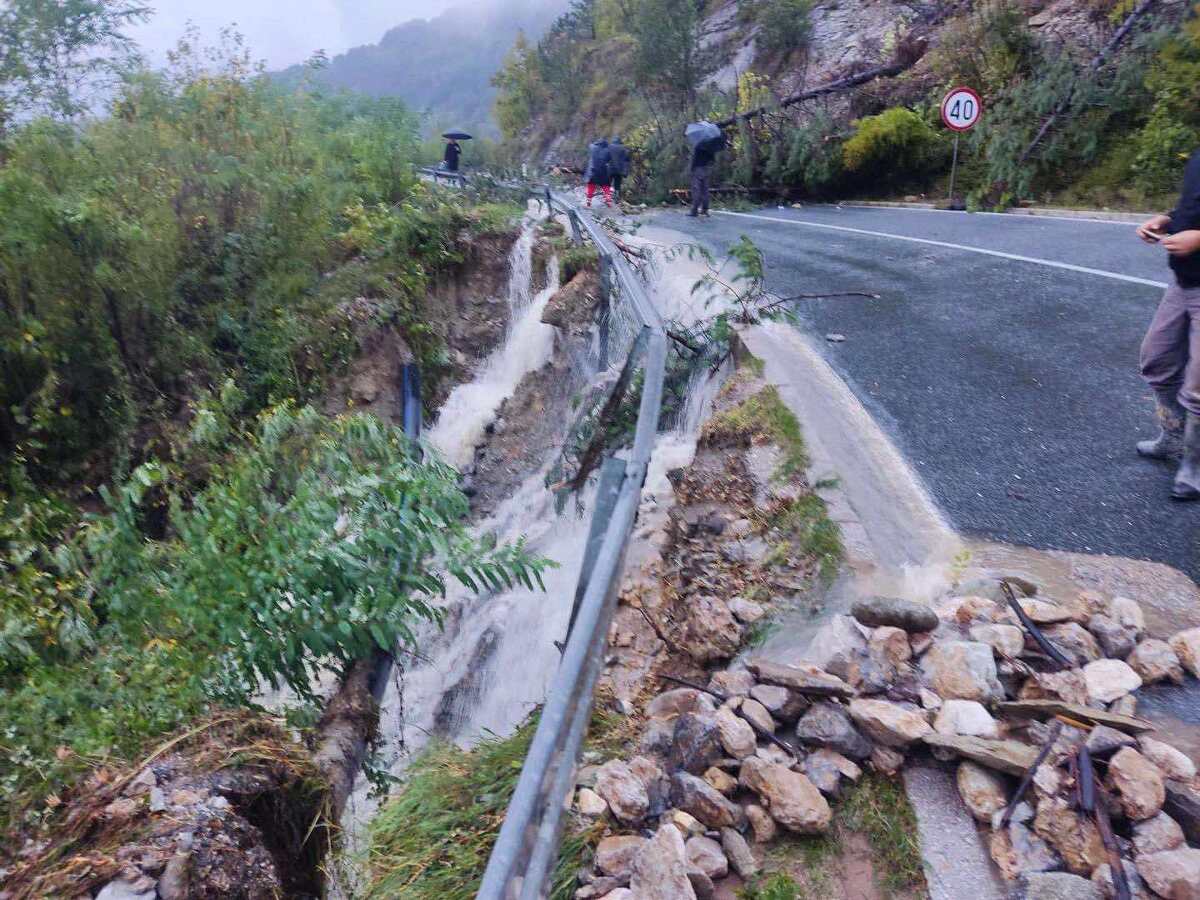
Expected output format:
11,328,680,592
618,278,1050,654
1002,580,1073,670
1000,720,1062,828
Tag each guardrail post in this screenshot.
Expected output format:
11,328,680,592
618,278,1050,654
563,456,626,643
567,208,584,244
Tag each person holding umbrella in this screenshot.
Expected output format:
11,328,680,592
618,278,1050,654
442,130,471,173
685,121,726,218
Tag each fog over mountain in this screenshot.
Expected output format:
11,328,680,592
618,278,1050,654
276,0,566,136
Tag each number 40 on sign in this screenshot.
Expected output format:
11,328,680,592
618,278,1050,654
941,86,983,206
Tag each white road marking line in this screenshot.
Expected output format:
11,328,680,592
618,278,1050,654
713,210,1170,289
828,204,1139,226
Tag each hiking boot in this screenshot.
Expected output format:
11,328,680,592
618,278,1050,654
686,211,699,218
1138,390,1185,460
1172,412,1200,501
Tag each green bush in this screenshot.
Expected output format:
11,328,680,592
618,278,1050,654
927,1,1037,96
766,112,845,195
841,107,945,188
1132,8,1200,194
754,0,813,55
1,395,548,826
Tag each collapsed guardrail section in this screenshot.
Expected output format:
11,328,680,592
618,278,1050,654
475,189,667,900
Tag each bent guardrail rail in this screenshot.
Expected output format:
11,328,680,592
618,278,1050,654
475,187,667,900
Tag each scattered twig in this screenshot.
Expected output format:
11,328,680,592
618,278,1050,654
1000,720,1062,828
1094,787,1134,900
1077,744,1095,814
1002,580,1073,670
774,291,881,303
666,329,703,354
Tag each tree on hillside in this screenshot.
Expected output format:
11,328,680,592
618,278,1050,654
493,32,547,140
633,0,714,110
0,0,149,129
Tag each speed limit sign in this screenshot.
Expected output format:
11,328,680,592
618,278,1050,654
941,87,982,132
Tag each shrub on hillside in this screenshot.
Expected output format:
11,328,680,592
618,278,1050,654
842,107,946,189
753,0,814,55
766,112,846,195
1132,7,1200,194
926,1,1037,96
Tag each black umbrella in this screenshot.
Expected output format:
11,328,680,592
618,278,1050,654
442,130,473,140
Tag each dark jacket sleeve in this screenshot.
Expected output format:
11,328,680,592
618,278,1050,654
1169,149,1200,230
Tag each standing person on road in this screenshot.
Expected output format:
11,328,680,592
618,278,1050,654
1137,147,1200,499
443,138,461,173
608,136,631,201
583,138,613,208
688,129,726,218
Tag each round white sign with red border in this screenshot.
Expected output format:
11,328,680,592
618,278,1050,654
941,87,983,132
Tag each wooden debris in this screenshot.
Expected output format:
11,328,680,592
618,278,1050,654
922,733,1041,777
1002,580,1072,670
1000,721,1062,827
996,700,1155,734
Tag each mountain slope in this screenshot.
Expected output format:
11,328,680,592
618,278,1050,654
278,0,565,136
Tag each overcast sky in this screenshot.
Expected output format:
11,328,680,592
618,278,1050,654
129,0,462,69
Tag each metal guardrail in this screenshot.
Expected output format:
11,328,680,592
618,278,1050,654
474,187,668,900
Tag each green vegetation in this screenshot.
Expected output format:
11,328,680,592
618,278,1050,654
0,11,542,838
493,0,1194,207
842,108,947,189
740,773,925,899
364,701,632,899
704,385,810,480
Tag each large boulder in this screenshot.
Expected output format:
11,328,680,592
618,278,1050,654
1137,848,1200,900
1168,627,1200,677
1083,659,1142,705
749,684,807,723
670,772,744,829
1109,747,1166,821
595,760,649,824
970,623,1026,659
803,748,861,797
1041,623,1103,666
848,699,932,748
684,835,728,880
957,760,1010,822
869,626,914,667
720,827,759,879
1127,640,1185,685
1109,596,1145,633
921,641,1003,702
595,835,648,879
934,699,1000,738
739,757,832,833
739,698,777,735
1133,812,1186,856
708,669,755,698
1088,614,1137,660
714,707,756,760
1034,797,1106,875
681,595,743,664
630,825,697,900
1089,860,1146,900
668,713,723,775
795,702,872,759
1140,737,1198,781
747,659,855,697
1020,670,1091,707
802,615,868,680
745,803,777,843
851,596,939,633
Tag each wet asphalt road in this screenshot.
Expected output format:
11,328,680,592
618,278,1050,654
661,204,1200,582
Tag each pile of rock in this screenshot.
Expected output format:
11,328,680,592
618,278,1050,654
572,585,1200,900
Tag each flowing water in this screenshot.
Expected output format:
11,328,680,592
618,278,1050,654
337,215,610,866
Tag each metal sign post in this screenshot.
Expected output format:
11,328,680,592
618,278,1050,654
940,86,983,208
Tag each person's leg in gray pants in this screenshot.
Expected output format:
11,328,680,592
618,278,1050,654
1140,282,1200,497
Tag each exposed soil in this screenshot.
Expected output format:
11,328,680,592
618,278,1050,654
1,713,329,900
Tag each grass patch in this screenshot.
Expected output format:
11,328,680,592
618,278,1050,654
838,772,925,894
559,244,601,284
760,493,843,582
364,700,630,900
467,201,525,235
739,773,924,899
702,385,809,480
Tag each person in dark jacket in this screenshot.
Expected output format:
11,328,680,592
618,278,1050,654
584,139,613,208
443,139,462,172
1137,147,1200,499
608,136,631,200
688,131,726,217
